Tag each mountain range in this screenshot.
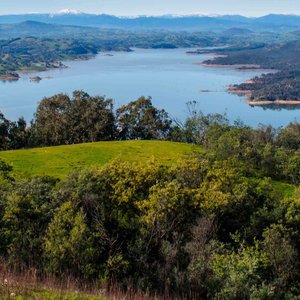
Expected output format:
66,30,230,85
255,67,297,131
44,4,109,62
0,20,100,38
0,13,299,32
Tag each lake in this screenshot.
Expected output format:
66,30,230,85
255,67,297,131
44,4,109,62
1,48,300,127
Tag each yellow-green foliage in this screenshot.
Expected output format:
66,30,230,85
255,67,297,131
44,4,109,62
0,140,198,179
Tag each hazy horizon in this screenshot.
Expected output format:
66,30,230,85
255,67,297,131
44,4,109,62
0,0,299,17
1,11,300,18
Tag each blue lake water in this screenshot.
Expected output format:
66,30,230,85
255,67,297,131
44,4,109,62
1,48,300,127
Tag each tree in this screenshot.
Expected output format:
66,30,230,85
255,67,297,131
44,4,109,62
9,117,29,149
30,91,116,146
211,242,272,299
30,93,71,146
66,91,115,143
262,224,297,287
278,122,300,150
183,101,228,145
116,96,171,140
285,150,300,184
0,159,13,181
0,112,11,150
1,177,58,268
44,201,92,277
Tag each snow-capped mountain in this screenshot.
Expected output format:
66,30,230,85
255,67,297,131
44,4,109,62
0,13,298,32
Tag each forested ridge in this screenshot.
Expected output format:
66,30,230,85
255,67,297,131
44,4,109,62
1,93,300,298
204,40,300,102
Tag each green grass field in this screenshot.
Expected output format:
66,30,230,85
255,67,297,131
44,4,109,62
0,140,199,179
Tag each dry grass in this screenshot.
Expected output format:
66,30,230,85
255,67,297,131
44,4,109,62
0,265,183,300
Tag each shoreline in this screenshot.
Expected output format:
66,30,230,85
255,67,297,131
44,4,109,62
0,66,67,81
201,63,260,68
228,85,300,106
248,100,300,106
18,64,68,75
3,48,206,81
0,75,19,80
201,59,298,106
200,62,266,71
1,54,96,81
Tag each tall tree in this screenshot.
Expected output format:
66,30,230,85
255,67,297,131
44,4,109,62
30,91,116,146
116,96,172,140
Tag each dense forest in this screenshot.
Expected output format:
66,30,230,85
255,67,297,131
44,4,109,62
1,93,300,298
204,40,300,102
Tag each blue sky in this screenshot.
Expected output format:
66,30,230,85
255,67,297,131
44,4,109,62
0,0,299,16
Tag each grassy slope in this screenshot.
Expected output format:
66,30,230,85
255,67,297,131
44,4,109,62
0,140,199,179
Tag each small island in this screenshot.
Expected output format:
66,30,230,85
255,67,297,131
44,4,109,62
30,76,42,82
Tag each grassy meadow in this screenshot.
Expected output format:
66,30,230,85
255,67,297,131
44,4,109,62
0,140,199,178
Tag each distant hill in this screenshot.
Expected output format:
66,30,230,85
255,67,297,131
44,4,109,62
0,13,299,32
291,29,300,36
222,28,255,36
0,20,99,38
256,14,300,27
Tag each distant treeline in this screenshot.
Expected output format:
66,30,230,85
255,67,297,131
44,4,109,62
0,91,172,149
3,92,300,185
2,99,300,298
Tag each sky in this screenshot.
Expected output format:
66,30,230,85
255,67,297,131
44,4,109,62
0,0,299,17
